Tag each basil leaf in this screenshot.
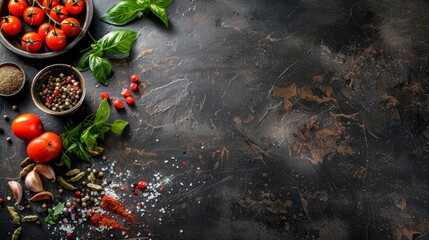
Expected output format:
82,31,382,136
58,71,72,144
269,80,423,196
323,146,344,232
98,29,139,55
75,49,93,71
74,143,91,162
100,0,146,26
111,120,129,135
53,203,64,215
152,0,173,8
89,55,112,85
136,0,150,7
96,125,111,140
81,126,97,149
95,99,110,124
62,137,69,150
67,122,83,139
149,4,169,28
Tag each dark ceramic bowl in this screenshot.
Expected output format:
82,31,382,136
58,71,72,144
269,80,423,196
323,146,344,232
0,0,93,59
0,62,25,97
31,64,86,115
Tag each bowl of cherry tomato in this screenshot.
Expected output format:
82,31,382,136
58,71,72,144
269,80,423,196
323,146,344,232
31,63,86,115
0,0,93,58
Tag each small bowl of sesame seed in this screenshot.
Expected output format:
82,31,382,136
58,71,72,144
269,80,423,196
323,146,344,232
31,64,86,116
0,62,25,97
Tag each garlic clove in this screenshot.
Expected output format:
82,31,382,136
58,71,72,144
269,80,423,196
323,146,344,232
25,170,43,193
7,181,23,205
29,191,54,201
34,164,56,182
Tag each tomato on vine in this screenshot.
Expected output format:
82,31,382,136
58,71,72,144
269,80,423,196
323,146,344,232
45,28,66,50
37,22,53,40
0,16,22,36
61,17,81,37
42,0,60,14
23,7,45,26
49,5,68,23
65,0,85,15
8,0,28,17
21,32,43,52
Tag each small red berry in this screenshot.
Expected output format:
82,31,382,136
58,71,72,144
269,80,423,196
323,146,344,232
0,198,3,204
125,96,134,105
130,82,138,91
121,88,131,97
67,233,72,238
53,90,59,96
75,191,81,196
137,181,147,189
100,92,110,100
88,209,94,215
131,74,139,83
113,100,124,109
76,198,81,203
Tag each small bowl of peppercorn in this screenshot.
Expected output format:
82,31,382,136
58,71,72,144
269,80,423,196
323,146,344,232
0,62,25,97
31,64,86,116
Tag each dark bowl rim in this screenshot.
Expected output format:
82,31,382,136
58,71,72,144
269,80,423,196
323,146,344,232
31,63,86,115
0,62,26,97
0,0,94,59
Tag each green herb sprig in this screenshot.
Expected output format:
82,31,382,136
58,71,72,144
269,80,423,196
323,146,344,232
45,202,65,225
76,29,139,85
100,0,173,27
59,99,129,168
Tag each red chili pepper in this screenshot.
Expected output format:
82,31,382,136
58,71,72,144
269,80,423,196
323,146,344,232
113,100,124,109
121,88,131,97
125,96,134,105
131,74,139,83
130,82,138,91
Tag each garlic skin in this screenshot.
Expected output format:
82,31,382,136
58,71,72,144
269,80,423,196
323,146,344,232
25,170,43,193
34,164,56,182
29,191,53,201
7,181,23,205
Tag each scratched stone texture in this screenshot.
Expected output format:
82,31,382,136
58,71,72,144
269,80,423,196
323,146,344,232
0,0,429,239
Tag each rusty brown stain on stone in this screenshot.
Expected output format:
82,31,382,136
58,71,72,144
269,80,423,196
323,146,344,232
273,84,335,110
312,74,325,83
292,115,353,164
233,114,255,125
124,147,158,158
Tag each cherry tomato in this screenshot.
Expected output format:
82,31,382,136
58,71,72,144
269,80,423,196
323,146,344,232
65,0,84,15
49,5,68,23
0,15,22,36
23,7,45,26
100,92,110,100
61,17,81,37
27,132,62,163
121,88,131,97
38,22,53,40
45,28,66,50
8,0,28,17
21,32,43,53
28,0,43,4
137,181,147,189
42,0,60,14
130,83,138,91
113,100,124,109
12,113,44,141
130,74,139,83
125,96,134,105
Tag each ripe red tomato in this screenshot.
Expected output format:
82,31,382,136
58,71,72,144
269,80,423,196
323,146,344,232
113,100,124,109
23,7,45,26
37,22,53,40
65,0,84,15
61,17,81,37
21,32,43,52
27,132,62,163
12,113,44,141
42,0,60,14
45,28,66,50
49,5,68,23
28,0,43,4
8,0,28,17
0,15,22,36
